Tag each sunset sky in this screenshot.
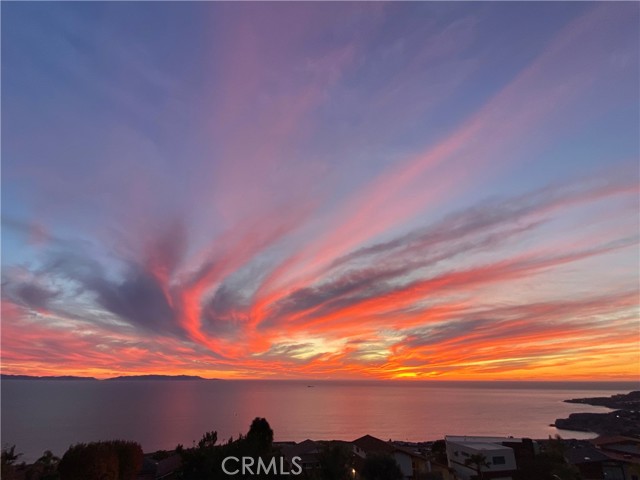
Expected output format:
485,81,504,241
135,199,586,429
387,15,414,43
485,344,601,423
2,2,639,380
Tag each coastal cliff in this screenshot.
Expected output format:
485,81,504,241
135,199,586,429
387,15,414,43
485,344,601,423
555,390,640,436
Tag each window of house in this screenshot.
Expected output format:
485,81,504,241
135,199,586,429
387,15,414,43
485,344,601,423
492,456,506,465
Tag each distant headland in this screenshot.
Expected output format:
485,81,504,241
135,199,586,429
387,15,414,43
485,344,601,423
106,374,207,381
555,390,640,436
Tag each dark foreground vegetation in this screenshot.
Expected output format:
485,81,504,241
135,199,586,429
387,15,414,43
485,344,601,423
1,418,406,480
2,419,637,480
2,441,142,480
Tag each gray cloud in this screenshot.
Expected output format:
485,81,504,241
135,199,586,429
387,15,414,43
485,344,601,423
257,175,636,330
398,289,638,351
35,248,186,338
259,220,539,328
88,266,182,336
143,218,188,278
332,175,635,268
2,279,60,311
403,318,492,348
200,286,248,338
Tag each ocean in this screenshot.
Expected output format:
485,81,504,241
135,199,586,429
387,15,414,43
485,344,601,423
1,380,636,463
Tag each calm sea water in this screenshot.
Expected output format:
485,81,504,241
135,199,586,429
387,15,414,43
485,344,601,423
1,380,636,462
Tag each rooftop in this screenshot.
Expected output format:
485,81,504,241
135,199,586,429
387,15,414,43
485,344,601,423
353,434,395,454
445,435,525,444
565,446,611,465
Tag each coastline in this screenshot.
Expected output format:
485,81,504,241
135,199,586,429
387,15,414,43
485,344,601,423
553,390,640,437
2,381,636,464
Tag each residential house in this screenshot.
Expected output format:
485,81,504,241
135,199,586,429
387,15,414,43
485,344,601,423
353,434,429,479
445,436,536,480
280,439,322,473
599,436,640,480
565,446,628,480
136,454,181,480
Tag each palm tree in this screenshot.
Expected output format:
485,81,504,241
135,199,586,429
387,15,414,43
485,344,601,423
464,453,490,480
1,445,22,480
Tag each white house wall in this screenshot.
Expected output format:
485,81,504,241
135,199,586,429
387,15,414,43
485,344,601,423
446,441,516,480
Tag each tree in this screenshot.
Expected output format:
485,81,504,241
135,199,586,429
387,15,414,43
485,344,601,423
317,442,352,480
464,453,490,480
180,419,286,480
1,445,21,466
546,435,566,458
197,431,218,449
110,441,144,480
58,443,118,480
37,450,60,468
361,453,403,480
514,452,581,480
36,450,61,479
430,439,447,465
58,441,143,480
247,417,273,454
1,445,22,480
22,450,61,480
